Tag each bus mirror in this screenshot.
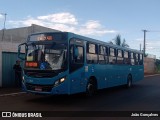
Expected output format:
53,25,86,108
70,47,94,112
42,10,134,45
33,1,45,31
18,43,27,60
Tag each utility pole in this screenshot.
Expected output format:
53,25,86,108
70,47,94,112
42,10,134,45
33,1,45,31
142,30,148,56
1,13,7,41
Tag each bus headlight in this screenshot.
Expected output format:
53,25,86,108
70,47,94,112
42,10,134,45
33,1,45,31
60,77,65,83
54,77,66,86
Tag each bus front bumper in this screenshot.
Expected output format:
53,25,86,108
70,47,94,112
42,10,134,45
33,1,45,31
22,82,69,95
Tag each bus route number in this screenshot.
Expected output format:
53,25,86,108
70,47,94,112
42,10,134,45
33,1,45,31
37,35,53,41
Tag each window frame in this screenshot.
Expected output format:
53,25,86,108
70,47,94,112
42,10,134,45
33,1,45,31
109,47,116,64
124,51,130,65
69,38,85,73
86,42,98,64
98,45,107,64
117,49,124,65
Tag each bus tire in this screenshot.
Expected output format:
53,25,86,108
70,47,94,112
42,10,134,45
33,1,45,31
126,74,132,88
86,78,97,96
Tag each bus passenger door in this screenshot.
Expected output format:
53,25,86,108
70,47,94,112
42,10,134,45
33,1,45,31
69,43,85,94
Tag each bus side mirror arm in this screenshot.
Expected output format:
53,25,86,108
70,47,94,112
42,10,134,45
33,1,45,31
18,43,28,60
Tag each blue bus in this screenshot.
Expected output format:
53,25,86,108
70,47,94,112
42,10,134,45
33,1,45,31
18,32,144,96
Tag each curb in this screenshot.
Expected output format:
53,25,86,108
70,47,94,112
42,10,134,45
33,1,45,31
144,74,160,77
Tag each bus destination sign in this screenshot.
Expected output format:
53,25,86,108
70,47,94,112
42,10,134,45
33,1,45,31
37,35,53,41
29,34,53,41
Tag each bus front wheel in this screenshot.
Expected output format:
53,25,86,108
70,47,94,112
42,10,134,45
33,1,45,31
126,75,132,88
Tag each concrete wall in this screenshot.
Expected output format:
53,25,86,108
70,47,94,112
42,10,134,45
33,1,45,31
144,57,156,74
0,42,19,87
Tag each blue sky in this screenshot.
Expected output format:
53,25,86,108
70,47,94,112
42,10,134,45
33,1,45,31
0,0,160,58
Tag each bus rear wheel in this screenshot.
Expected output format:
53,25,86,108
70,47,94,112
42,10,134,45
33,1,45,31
126,75,132,88
86,79,97,96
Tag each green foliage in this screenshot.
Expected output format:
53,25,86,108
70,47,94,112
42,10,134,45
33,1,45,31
155,59,160,72
122,39,129,47
144,53,148,57
115,34,121,46
113,34,129,48
155,59,160,66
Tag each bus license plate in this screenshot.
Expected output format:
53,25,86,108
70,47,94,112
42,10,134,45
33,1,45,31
35,87,42,91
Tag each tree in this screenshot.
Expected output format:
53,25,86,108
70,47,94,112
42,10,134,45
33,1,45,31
121,39,129,47
113,34,129,47
155,59,160,73
114,34,121,46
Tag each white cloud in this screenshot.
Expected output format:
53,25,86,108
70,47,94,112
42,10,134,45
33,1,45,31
146,40,160,48
84,20,101,29
135,38,143,42
0,14,3,19
49,23,76,32
78,20,116,36
130,38,160,58
23,18,45,26
133,38,160,49
37,12,78,25
8,12,116,36
145,40,160,58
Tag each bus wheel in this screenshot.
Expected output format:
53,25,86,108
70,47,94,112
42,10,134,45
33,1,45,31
126,75,132,88
86,79,97,96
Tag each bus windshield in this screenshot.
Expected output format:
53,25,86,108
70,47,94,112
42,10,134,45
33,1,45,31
26,42,67,71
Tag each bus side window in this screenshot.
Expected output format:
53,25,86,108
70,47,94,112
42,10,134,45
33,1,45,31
124,51,130,65
130,52,135,65
99,45,106,64
135,53,139,65
87,43,98,64
76,46,84,63
105,46,108,64
117,49,123,64
70,45,84,64
69,43,84,73
70,45,74,62
139,54,143,65
109,48,116,64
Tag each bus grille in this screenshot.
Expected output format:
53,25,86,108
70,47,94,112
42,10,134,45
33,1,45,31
26,83,53,92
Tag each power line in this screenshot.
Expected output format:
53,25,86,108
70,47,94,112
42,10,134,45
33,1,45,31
142,29,160,57
147,30,160,33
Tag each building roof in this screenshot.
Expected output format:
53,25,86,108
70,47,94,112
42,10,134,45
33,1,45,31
0,24,60,43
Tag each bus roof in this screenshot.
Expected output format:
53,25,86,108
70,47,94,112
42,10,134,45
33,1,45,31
29,32,143,54
68,32,143,54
